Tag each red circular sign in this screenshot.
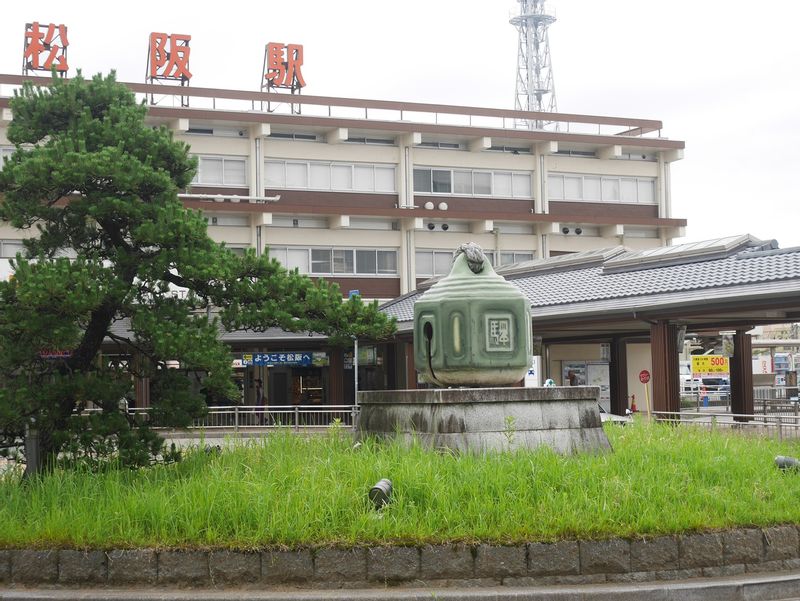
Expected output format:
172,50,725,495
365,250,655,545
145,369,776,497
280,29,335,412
639,370,651,384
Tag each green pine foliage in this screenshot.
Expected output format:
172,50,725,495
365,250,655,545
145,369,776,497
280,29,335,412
0,72,395,474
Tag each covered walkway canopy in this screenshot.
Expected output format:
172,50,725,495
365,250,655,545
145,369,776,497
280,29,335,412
381,235,800,416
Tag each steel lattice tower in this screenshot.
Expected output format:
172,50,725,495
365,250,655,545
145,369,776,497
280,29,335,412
510,0,557,129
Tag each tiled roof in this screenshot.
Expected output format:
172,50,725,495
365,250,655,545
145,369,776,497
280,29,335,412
381,236,800,324
106,318,326,345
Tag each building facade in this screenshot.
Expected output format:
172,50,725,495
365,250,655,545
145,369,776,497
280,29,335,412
0,74,687,406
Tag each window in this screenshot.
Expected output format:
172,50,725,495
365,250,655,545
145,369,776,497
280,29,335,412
602,178,619,201
353,165,374,191
548,175,563,199
192,156,247,186
416,250,456,277
270,247,398,276
311,249,332,274
493,172,512,197
309,163,330,189
498,251,534,266
265,161,285,187
638,179,655,203
0,240,26,258
332,249,354,274
548,173,657,204
345,137,395,145
453,171,472,194
0,147,13,170
413,167,532,198
265,160,396,193
331,164,352,190
413,169,432,193
474,172,492,195
434,253,451,275
583,176,601,200
431,170,451,193
374,167,396,192
286,248,310,271
376,250,397,274
356,249,376,274
564,176,582,199
418,141,462,149
269,132,318,141
286,162,308,188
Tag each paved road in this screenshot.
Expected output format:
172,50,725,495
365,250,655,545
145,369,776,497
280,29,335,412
3,570,800,600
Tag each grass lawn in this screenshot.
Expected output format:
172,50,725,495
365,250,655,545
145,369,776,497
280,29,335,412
2,420,800,549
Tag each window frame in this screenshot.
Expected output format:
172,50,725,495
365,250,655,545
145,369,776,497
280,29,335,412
264,160,397,194
413,167,533,199
192,155,248,187
269,247,399,277
548,173,657,204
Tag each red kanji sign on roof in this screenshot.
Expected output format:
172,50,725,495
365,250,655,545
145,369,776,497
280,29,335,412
264,42,305,90
23,22,69,74
148,32,192,81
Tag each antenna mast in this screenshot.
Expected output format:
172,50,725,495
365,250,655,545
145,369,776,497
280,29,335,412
510,0,557,129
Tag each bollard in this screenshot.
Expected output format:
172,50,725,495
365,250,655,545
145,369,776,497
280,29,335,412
368,478,393,509
775,455,800,471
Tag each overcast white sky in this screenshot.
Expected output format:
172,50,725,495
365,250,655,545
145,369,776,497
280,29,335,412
2,0,798,248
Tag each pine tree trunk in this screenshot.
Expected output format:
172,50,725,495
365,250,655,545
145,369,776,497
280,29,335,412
22,425,56,478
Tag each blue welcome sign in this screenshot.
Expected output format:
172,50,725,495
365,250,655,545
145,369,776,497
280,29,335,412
242,352,313,367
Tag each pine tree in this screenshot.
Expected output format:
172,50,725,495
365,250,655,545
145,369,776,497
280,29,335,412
0,72,395,476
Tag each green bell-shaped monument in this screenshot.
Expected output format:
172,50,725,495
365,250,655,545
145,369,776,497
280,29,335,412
414,243,532,387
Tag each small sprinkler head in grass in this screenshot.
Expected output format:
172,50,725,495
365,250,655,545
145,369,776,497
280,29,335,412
775,456,800,471
369,478,392,509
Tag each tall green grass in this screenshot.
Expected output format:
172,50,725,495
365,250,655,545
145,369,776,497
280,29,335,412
2,421,800,549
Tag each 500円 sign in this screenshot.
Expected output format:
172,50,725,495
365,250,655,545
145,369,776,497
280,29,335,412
691,355,729,377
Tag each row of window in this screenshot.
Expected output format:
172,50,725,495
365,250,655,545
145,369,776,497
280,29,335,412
415,249,534,277
2,147,656,206
266,160,396,193
548,174,656,204
267,246,535,278
269,247,398,276
413,168,532,198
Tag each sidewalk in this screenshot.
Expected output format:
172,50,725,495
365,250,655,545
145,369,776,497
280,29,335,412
3,570,800,600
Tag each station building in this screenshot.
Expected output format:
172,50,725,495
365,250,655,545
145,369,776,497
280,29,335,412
0,73,687,407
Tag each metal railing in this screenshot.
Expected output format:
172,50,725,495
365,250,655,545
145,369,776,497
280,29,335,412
0,74,670,140
754,385,800,402
654,410,800,440
680,384,731,410
128,405,356,432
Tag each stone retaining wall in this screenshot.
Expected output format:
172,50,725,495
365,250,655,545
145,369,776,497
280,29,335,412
1,526,799,588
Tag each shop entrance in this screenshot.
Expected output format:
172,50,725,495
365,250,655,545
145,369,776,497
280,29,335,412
269,369,291,405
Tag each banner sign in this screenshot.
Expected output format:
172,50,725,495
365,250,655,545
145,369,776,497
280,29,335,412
241,352,319,367
39,349,72,360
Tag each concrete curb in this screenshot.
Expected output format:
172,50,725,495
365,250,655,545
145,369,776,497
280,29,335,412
2,526,800,589
1,570,800,600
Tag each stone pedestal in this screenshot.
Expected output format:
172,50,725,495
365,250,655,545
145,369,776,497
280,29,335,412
357,386,611,454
